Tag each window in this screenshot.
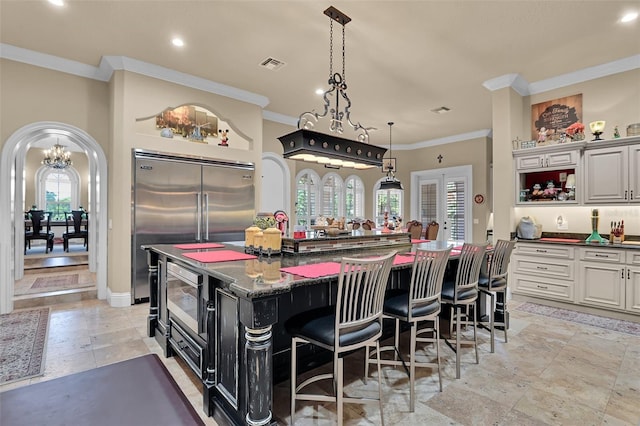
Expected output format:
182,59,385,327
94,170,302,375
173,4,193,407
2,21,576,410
295,169,320,227
36,166,80,221
446,180,466,241
375,181,403,227
344,175,364,221
320,173,343,218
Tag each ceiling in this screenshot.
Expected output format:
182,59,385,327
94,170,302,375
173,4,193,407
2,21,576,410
1,1,639,149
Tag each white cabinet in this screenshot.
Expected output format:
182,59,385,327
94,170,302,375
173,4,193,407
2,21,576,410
511,243,575,302
584,142,640,204
578,248,626,310
513,144,582,205
626,251,640,314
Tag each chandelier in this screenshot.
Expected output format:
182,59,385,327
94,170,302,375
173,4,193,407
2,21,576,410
380,122,403,190
42,140,72,169
278,6,386,169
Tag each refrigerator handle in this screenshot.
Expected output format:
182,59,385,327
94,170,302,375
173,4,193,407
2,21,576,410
204,193,210,241
196,193,202,241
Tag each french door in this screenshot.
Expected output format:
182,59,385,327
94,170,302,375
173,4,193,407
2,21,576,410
412,166,472,242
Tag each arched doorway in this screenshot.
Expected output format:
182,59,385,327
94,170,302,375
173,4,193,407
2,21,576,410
0,122,108,314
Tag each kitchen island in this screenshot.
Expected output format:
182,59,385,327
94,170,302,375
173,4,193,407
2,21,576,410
145,236,455,425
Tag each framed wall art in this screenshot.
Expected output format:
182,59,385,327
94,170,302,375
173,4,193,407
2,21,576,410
531,94,583,144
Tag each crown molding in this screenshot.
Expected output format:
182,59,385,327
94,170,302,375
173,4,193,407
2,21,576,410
262,110,298,127
483,54,640,96
393,129,493,151
0,43,269,108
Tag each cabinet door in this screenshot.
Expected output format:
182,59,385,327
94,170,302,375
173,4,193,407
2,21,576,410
578,262,625,310
546,150,577,167
628,144,640,203
516,154,544,170
626,266,640,313
584,146,628,203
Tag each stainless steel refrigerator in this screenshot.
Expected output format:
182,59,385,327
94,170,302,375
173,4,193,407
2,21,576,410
131,150,255,303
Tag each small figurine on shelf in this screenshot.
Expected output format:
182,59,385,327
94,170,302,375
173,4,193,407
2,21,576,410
531,183,543,198
613,126,621,139
218,129,229,147
537,127,548,143
543,180,558,198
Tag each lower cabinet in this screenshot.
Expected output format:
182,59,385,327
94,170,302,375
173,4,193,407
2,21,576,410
511,243,575,302
511,242,640,317
626,251,640,314
578,248,626,310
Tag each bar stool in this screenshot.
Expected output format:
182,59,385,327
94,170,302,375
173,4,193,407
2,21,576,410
286,251,396,426
366,247,451,412
478,239,515,353
441,242,488,379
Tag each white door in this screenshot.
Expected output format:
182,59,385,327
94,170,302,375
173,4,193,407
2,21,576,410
413,166,472,242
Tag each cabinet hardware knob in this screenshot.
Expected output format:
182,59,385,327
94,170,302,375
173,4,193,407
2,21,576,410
628,269,630,280
631,190,634,200
625,190,628,200
622,269,624,279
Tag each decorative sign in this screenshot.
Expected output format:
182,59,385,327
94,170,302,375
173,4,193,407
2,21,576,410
531,94,582,143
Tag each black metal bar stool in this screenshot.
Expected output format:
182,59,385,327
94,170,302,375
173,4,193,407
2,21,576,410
285,251,396,426
365,247,451,412
441,242,488,379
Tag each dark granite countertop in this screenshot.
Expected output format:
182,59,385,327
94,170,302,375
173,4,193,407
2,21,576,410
145,240,457,299
514,232,640,249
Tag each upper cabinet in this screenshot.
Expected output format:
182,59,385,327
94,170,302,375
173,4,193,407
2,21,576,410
514,143,584,205
584,139,640,204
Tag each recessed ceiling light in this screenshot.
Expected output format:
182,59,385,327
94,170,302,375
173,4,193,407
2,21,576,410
430,106,451,114
315,89,324,95
621,11,638,23
171,38,184,47
48,0,65,6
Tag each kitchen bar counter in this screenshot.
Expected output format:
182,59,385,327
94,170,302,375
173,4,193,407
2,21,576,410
144,240,457,425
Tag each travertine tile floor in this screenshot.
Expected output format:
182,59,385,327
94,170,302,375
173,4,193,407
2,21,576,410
2,289,639,426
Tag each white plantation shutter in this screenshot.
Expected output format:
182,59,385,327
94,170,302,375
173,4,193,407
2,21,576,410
345,176,364,221
321,174,343,217
447,179,465,240
296,170,320,226
420,182,438,224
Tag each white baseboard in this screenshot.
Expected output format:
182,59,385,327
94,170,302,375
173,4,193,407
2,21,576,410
107,287,131,308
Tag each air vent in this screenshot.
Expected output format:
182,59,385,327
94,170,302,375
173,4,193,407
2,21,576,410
259,57,286,71
430,106,451,114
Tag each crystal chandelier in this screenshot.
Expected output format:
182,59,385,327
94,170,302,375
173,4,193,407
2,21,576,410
278,6,386,169
42,140,72,169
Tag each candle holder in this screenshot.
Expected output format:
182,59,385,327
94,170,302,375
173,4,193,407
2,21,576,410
585,209,607,244
589,121,606,141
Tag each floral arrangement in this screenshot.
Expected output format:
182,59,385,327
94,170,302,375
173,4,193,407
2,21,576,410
565,122,585,139
254,215,276,230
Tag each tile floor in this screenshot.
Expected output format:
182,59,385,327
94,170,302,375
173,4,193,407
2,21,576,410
2,279,639,425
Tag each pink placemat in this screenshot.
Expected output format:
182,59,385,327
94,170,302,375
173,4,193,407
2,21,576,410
174,243,225,250
183,250,256,263
411,239,431,244
540,238,581,243
393,255,416,265
280,262,342,279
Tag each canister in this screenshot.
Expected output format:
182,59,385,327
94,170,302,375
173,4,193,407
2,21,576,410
262,227,282,254
245,225,261,249
253,231,264,252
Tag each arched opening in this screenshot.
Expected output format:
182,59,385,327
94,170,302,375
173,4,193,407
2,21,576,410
0,122,108,314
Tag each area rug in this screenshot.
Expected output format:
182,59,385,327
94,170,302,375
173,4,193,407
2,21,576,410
0,354,205,426
31,273,79,289
516,302,640,336
0,307,50,384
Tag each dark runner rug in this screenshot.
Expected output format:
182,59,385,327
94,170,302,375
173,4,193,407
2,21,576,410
0,307,49,384
516,302,640,336
0,354,205,426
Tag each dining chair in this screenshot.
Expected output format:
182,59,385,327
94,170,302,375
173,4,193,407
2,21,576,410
425,221,439,240
365,247,451,411
406,221,423,240
441,242,488,379
478,239,515,353
62,210,88,252
286,251,396,426
24,210,54,254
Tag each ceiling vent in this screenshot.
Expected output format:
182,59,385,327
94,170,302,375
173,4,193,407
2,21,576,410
259,57,286,71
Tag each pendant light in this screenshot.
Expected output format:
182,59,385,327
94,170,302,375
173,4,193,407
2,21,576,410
380,122,403,190
278,6,386,169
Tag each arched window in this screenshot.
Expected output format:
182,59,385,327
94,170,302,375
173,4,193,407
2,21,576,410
295,169,321,227
36,166,80,221
374,179,403,227
320,173,344,218
344,175,364,221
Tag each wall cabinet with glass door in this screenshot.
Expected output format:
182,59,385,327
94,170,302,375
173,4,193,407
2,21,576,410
583,137,640,204
513,143,584,205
